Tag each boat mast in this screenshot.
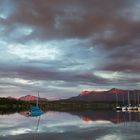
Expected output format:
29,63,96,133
116,91,118,107
122,93,125,106
36,91,39,107
134,91,136,106
128,91,130,107
137,91,140,106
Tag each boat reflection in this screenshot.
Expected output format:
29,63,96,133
19,111,42,140
33,116,40,140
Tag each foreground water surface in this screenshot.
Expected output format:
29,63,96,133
0,110,140,140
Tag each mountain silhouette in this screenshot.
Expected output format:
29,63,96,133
69,88,140,102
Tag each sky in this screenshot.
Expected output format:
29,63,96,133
0,0,140,99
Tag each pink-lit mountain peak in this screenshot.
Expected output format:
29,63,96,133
109,88,126,94
80,88,126,96
80,90,102,96
19,95,47,101
19,95,37,101
80,90,91,96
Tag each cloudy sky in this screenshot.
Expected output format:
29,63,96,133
0,0,140,99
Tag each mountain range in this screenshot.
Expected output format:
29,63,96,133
5,88,140,102
68,88,140,102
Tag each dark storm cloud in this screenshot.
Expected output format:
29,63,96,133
103,63,140,73
99,45,140,73
0,64,109,85
1,0,140,48
1,0,139,41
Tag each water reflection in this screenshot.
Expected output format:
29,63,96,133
70,111,140,124
0,111,139,140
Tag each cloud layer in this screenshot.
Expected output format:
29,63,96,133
0,0,140,99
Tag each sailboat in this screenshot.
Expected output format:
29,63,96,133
132,91,138,111
122,94,127,112
27,91,43,117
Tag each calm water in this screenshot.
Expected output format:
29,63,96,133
0,111,140,140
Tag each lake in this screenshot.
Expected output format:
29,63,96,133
0,110,140,140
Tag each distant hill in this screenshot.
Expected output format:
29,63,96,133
69,88,140,102
19,95,47,101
